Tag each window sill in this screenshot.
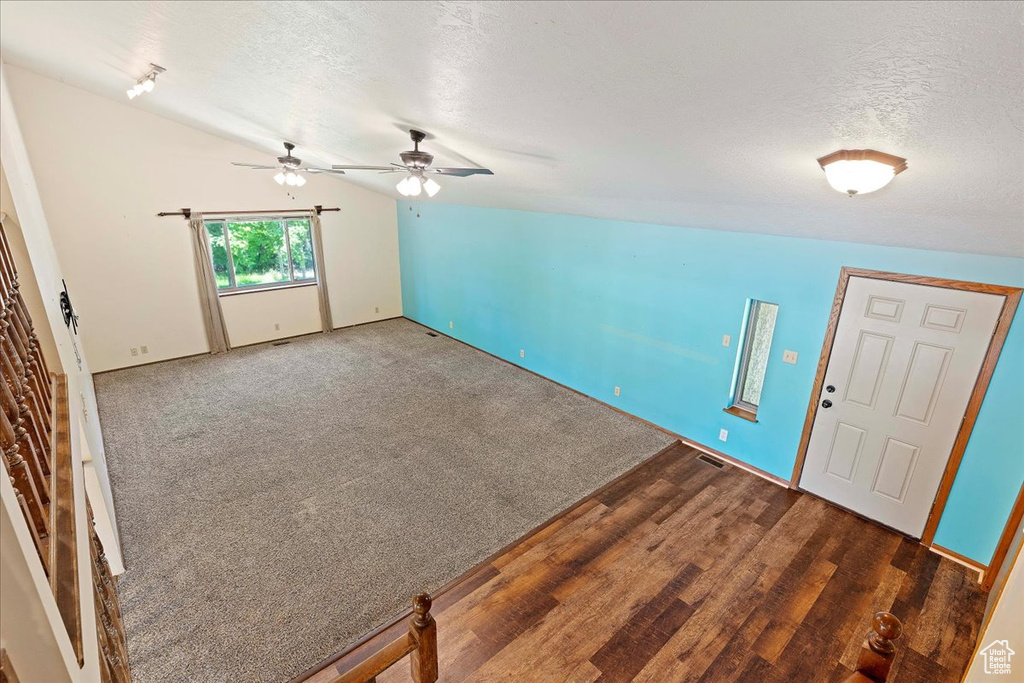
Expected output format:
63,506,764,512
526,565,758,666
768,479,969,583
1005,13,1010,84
218,281,317,298
723,405,759,423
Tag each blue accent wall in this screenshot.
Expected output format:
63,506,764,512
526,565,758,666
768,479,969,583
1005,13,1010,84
397,202,1024,565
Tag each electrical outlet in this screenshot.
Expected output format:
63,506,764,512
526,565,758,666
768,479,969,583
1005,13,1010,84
140,345,149,355
274,323,280,331
520,349,525,358
375,306,380,314
130,348,138,357
783,350,798,364
449,321,454,330
719,428,728,442
722,334,731,347
614,386,621,397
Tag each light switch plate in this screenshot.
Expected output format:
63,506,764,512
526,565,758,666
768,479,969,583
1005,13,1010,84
722,334,731,347
783,350,798,364
719,429,728,442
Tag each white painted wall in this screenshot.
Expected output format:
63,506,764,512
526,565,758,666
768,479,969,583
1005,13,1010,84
220,284,321,347
3,65,401,373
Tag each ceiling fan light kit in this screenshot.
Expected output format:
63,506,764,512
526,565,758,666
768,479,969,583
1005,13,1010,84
232,141,346,187
397,175,421,197
333,129,493,198
126,63,165,100
275,170,306,187
817,149,907,196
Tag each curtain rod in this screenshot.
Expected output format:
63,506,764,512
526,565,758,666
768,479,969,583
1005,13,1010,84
157,206,340,219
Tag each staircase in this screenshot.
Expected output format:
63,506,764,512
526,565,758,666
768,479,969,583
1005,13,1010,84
0,224,131,682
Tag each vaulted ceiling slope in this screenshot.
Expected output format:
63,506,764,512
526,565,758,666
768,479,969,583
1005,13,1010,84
1,1,1021,256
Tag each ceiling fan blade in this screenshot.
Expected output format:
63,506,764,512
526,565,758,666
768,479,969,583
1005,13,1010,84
430,167,494,177
305,167,346,174
232,162,277,169
330,165,396,171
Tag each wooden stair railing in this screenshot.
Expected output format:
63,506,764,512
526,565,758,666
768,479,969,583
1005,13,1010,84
1,223,131,682
1,222,53,559
844,612,903,683
331,593,438,683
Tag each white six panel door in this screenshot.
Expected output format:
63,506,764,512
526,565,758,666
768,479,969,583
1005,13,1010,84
800,276,1003,537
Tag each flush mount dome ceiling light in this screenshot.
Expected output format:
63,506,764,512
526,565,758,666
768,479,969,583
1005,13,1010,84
333,129,493,198
126,63,165,99
817,149,907,196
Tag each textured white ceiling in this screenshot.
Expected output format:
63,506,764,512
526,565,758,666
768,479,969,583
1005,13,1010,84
1,1,1022,256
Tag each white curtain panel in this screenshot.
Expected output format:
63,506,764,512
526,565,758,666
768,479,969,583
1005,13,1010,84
188,212,231,353
310,211,334,333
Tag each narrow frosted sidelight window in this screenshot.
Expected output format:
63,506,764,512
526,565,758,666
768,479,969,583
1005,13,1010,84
733,300,779,413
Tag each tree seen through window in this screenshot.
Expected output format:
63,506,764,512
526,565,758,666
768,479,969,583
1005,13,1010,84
205,218,316,291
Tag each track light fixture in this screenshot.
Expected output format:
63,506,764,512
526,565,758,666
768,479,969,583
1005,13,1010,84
126,64,166,100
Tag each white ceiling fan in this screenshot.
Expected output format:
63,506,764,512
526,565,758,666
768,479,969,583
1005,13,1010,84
332,129,493,197
231,142,346,187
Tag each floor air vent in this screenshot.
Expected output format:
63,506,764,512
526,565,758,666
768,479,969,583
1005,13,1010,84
697,453,725,469
272,341,291,346
426,332,439,337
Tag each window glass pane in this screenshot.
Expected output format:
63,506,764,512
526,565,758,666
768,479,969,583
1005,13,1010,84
287,219,316,281
205,222,231,290
226,220,289,288
739,301,779,407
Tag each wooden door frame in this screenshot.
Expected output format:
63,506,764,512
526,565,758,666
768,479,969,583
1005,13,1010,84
789,267,1021,586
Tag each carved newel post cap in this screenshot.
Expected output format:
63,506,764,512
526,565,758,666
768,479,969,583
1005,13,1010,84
868,612,903,655
412,592,433,627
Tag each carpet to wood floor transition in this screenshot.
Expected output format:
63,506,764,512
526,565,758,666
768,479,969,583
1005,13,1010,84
95,319,673,683
317,443,985,683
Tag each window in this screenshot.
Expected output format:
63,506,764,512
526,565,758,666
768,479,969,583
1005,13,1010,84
730,300,779,417
205,217,316,293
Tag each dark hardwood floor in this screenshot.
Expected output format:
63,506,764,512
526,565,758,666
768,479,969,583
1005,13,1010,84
303,442,986,682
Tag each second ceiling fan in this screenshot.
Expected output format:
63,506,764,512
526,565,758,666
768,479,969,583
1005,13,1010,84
333,129,493,197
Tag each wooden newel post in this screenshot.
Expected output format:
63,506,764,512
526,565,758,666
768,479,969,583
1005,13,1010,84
409,592,438,683
855,612,903,682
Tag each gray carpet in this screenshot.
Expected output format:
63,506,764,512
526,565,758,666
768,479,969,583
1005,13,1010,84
95,318,674,683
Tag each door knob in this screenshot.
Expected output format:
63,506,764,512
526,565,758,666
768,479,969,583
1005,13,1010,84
821,399,833,408
825,385,836,393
